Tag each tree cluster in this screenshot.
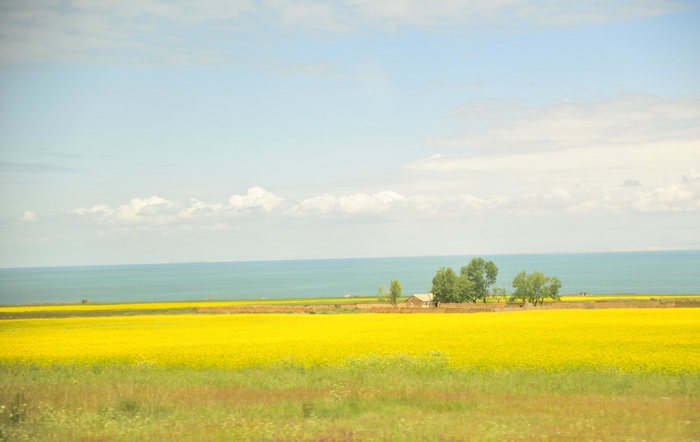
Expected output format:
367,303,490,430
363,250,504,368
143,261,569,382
429,259,563,307
431,257,498,304
510,270,562,306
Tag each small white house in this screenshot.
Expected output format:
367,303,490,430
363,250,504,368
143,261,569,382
405,293,435,308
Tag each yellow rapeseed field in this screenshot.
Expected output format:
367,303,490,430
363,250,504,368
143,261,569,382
0,298,356,313
1,309,698,372
558,295,700,301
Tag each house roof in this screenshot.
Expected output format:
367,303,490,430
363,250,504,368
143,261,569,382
409,293,434,302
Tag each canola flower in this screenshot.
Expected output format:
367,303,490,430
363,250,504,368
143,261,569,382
1,309,698,373
0,298,361,313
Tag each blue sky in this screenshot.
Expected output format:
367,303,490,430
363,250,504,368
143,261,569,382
1,0,699,267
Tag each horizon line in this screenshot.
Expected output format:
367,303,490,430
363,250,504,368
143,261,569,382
1,244,698,270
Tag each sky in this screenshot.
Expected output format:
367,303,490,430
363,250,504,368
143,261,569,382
0,0,699,268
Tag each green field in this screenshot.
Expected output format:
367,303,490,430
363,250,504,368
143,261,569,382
2,362,698,441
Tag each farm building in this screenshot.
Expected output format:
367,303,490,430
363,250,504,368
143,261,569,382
405,293,436,308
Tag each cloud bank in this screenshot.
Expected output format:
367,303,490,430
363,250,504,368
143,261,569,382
0,0,689,65
409,94,700,194
62,174,700,232
68,188,281,228
422,94,700,152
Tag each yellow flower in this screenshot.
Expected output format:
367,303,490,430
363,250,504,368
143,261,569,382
1,309,697,373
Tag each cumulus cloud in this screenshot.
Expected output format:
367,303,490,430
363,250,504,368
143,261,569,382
291,190,406,215
17,210,40,224
430,181,700,216
339,191,405,213
543,187,573,207
68,187,283,228
566,182,700,213
229,187,282,212
0,0,688,65
70,196,186,227
621,179,642,187
289,190,512,217
64,178,700,234
629,185,698,213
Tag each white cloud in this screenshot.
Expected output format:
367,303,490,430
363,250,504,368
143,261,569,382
291,190,406,215
180,199,225,218
410,181,700,216
229,187,282,212
0,0,689,65
629,185,699,213
17,210,40,224
565,181,700,213
290,194,338,214
68,187,281,229
70,196,182,226
409,139,700,175
445,194,509,212
423,94,700,152
70,195,230,227
64,177,700,234
409,94,700,196
543,187,573,207
290,190,512,217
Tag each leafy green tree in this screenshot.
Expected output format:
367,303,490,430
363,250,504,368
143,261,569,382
510,271,530,303
462,258,499,303
388,279,402,307
431,267,460,304
456,274,476,303
377,279,402,307
510,271,562,306
533,274,561,306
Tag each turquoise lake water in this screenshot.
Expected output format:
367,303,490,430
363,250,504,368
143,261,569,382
0,250,698,304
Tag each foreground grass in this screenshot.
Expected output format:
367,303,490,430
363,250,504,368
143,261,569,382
1,363,698,441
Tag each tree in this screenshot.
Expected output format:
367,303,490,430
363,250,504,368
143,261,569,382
510,271,530,303
431,267,460,304
388,279,402,307
510,271,562,306
462,257,499,303
492,286,508,303
456,274,476,303
377,279,402,307
534,274,561,306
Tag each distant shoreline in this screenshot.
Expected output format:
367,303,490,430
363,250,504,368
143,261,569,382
2,247,699,270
